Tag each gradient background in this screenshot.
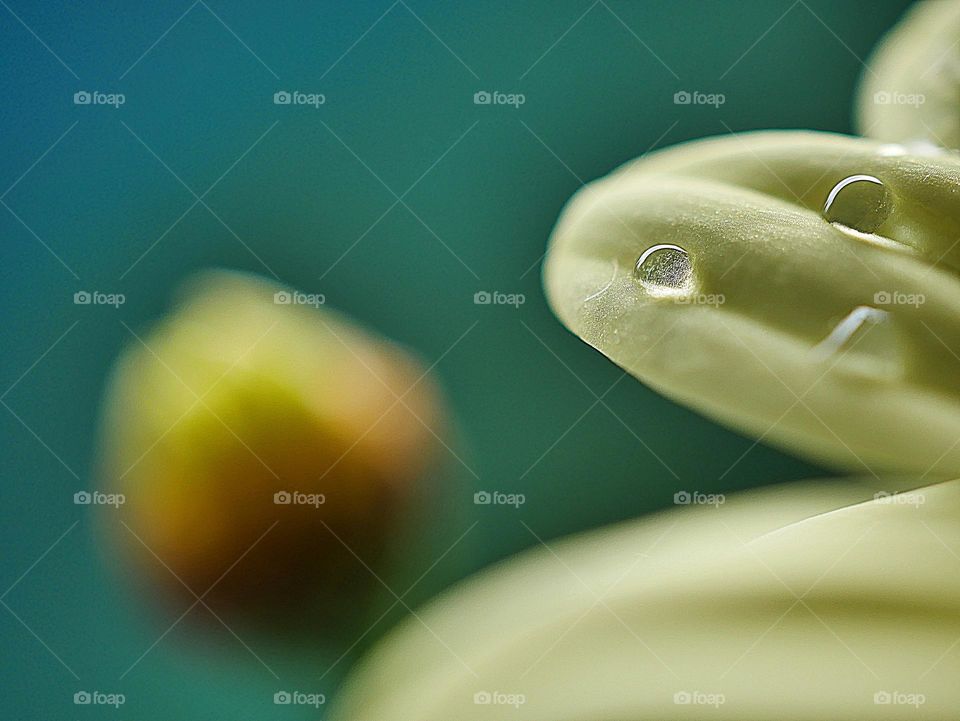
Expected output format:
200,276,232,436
0,1,914,718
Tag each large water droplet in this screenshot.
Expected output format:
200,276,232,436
634,244,693,295
823,175,892,234
811,306,901,379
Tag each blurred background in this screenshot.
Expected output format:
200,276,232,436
0,1,914,718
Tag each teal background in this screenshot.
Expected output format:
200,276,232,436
1,1,913,718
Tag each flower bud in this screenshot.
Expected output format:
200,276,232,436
99,270,445,630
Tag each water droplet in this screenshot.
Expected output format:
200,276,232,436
823,175,892,234
634,244,693,295
811,306,901,379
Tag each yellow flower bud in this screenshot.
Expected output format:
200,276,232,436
99,270,445,628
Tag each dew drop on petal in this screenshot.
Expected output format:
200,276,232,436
823,174,892,235
811,305,901,379
634,244,694,295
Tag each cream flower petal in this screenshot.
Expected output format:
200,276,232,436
857,0,960,149
331,479,960,720
543,131,960,475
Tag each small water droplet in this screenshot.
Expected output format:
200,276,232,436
823,175,892,234
634,244,693,295
811,306,901,379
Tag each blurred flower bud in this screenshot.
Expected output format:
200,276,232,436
99,270,446,631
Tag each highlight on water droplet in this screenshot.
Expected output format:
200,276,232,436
811,305,901,379
633,244,694,296
822,174,892,235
